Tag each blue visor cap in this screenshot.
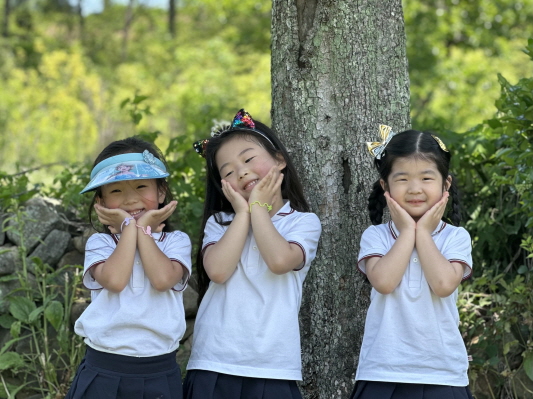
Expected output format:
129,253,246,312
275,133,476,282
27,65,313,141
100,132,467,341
80,150,169,194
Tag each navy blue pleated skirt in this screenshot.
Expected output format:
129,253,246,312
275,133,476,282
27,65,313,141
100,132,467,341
64,346,183,399
349,381,475,399
183,370,302,399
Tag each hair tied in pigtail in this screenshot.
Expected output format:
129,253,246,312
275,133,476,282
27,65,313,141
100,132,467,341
366,124,396,160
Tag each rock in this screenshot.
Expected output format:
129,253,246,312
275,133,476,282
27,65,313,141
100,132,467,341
6,197,66,253
181,319,195,343
57,250,85,269
71,300,90,325
28,229,71,268
512,367,533,398
0,214,5,246
0,245,22,275
183,286,199,319
72,228,94,253
0,278,20,313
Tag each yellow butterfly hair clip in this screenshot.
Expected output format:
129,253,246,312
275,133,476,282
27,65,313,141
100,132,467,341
366,124,396,160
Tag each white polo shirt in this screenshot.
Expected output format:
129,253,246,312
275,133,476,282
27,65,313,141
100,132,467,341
356,221,472,386
75,230,192,357
187,201,321,380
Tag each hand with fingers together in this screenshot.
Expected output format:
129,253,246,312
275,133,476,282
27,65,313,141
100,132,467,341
417,191,449,234
248,166,284,210
221,180,249,215
94,203,133,233
384,191,416,234
136,200,178,234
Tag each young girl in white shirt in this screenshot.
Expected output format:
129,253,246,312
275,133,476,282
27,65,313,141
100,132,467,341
351,126,474,399
65,136,191,399
184,109,321,399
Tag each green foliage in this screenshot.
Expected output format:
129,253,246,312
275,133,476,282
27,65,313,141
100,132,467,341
440,39,533,275
452,40,533,397
0,206,85,398
0,172,41,211
459,271,533,396
404,0,533,132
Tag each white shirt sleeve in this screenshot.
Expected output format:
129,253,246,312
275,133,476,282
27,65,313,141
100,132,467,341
83,233,116,290
282,212,322,272
441,226,473,279
202,214,230,250
163,231,193,291
357,225,387,274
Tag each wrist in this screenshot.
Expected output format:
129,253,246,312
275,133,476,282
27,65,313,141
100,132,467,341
249,200,272,214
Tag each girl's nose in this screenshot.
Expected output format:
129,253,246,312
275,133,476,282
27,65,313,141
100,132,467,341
238,170,248,180
123,188,140,203
407,183,422,194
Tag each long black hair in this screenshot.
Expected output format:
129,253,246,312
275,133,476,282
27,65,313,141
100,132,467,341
87,136,174,234
368,130,461,226
196,120,309,301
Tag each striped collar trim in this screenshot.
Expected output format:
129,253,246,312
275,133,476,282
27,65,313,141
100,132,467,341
272,201,295,220
388,220,446,239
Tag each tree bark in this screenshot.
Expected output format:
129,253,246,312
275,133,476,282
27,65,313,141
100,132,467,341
168,0,176,38
271,1,411,398
2,0,9,38
121,0,135,61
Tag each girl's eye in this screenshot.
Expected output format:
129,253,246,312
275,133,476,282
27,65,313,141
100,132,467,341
137,185,147,189
245,156,255,163
224,171,233,178
110,189,121,193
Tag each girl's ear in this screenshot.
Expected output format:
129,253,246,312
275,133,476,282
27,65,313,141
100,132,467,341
275,154,287,171
95,196,104,206
379,178,387,192
158,188,166,204
445,175,452,191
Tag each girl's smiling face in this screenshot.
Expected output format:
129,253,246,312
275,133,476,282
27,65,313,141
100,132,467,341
382,157,451,221
215,136,286,200
98,179,164,220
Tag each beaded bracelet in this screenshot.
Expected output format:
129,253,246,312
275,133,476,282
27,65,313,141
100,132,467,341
249,201,273,213
136,224,153,238
120,217,135,232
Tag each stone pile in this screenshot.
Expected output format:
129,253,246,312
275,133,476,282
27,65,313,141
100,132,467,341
0,196,198,377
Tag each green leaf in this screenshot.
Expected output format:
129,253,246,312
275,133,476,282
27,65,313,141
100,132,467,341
44,301,64,331
0,351,25,371
9,297,37,323
0,314,15,329
517,265,528,275
524,351,533,381
10,321,21,339
28,306,44,324
132,94,148,105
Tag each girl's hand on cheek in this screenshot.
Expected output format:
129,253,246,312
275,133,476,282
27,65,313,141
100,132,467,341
137,200,177,233
384,192,415,233
221,180,249,214
94,204,131,233
249,166,283,206
417,191,449,234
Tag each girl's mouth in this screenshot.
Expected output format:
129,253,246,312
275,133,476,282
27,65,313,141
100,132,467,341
129,209,145,218
243,179,258,191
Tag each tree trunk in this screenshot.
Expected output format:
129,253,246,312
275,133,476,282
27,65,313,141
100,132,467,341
2,0,9,38
77,0,84,40
121,0,135,61
168,0,176,38
271,1,411,398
